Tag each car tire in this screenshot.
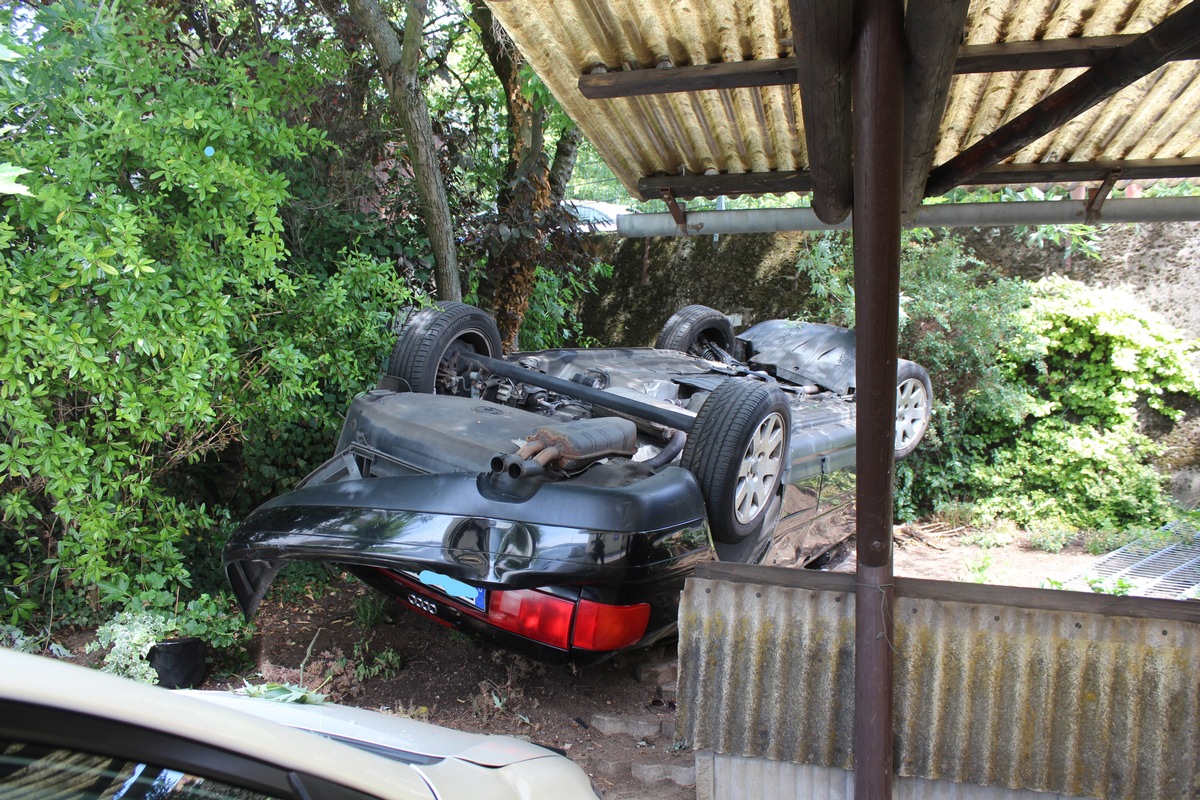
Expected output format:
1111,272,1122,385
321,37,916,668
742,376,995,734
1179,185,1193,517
682,379,791,545
386,302,503,395
895,360,932,459
656,305,738,360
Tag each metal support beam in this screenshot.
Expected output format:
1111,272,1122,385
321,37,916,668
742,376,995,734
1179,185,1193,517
852,0,904,797
659,188,690,233
926,1,1200,197
615,196,1200,236
1084,170,1121,223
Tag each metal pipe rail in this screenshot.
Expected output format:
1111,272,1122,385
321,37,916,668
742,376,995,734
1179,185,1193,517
616,196,1200,237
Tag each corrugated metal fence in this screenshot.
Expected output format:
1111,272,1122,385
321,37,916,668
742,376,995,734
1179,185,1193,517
678,563,1200,800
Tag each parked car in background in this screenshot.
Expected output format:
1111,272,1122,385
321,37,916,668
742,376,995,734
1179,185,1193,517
224,304,931,661
0,648,598,800
564,199,630,232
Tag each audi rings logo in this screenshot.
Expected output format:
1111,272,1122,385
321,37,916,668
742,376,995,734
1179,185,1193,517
408,595,438,615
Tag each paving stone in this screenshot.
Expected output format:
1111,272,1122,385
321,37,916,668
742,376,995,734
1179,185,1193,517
631,760,696,787
586,756,632,779
659,718,677,739
634,660,678,686
590,713,663,738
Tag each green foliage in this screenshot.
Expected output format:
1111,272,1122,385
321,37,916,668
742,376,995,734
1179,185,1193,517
86,589,251,678
351,641,404,682
1081,527,1155,555
1,622,69,656
941,186,1102,261
794,233,854,327
86,609,172,684
1086,576,1134,596
888,235,1034,521
960,528,1015,549
805,232,1200,536
241,681,327,704
518,260,614,350
969,419,1171,530
963,555,993,584
352,592,389,629
86,591,249,684
965,277,1198,530
1026,521,1076,553
0,2,416,627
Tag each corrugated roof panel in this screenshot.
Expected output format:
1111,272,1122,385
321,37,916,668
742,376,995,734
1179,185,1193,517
678,572,1200,800
941,0,1200,176
487,0,1200,199
1108,63,1196,156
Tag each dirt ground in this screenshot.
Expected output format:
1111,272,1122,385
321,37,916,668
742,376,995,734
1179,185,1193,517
68,518,1095,800
206,576,691,800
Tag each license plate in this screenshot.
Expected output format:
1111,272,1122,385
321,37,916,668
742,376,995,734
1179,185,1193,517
412,570,486,611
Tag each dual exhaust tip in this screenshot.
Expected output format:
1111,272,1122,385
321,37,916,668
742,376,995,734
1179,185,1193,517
490,446,562,480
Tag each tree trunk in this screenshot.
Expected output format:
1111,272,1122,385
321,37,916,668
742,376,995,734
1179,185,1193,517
470,2,559,349
347,0,461,301
548,126,582,207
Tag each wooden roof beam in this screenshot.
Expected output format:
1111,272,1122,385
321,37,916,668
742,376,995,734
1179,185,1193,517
579,60,796,99
577,37,1200,101
925,1,1200,197
955,34,1200,73
638,171,814,199
635,157,1200,201
788,0,853,224
901,0,972,222
963,157,1200,185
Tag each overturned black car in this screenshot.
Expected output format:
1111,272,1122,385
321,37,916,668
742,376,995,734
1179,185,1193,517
224,303,931,660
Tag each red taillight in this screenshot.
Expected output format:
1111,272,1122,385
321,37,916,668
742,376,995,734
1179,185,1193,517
488,589,574,650
572,599,651,651
486,591,651,652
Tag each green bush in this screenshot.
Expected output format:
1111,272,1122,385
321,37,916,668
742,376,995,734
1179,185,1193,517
796,232,1199,533
0,2,416,626
965,277,1198,530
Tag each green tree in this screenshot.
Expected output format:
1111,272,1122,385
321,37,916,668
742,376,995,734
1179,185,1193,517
0,1,414,625
346,0,461,301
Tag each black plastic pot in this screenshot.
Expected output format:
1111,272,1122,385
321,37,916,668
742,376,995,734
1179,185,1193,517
148,637,207,689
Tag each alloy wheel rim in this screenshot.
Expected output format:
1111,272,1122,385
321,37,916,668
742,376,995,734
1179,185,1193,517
895,377,930,451
734,412,786,525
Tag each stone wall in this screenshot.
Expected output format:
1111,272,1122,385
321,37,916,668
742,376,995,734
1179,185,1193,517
578,231,816,347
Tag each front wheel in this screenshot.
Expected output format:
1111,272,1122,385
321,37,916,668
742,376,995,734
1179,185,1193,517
894,360,932,459
386,302,503,395
682,379,791,545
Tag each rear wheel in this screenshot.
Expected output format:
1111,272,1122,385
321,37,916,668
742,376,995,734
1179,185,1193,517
894,360,932,458
656,305,738,361
682,379,791,544
386,302,502,395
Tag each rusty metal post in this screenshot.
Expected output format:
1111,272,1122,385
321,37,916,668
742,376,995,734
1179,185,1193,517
852,0,904,797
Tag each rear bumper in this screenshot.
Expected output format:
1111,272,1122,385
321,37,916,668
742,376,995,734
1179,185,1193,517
223,468,710,657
